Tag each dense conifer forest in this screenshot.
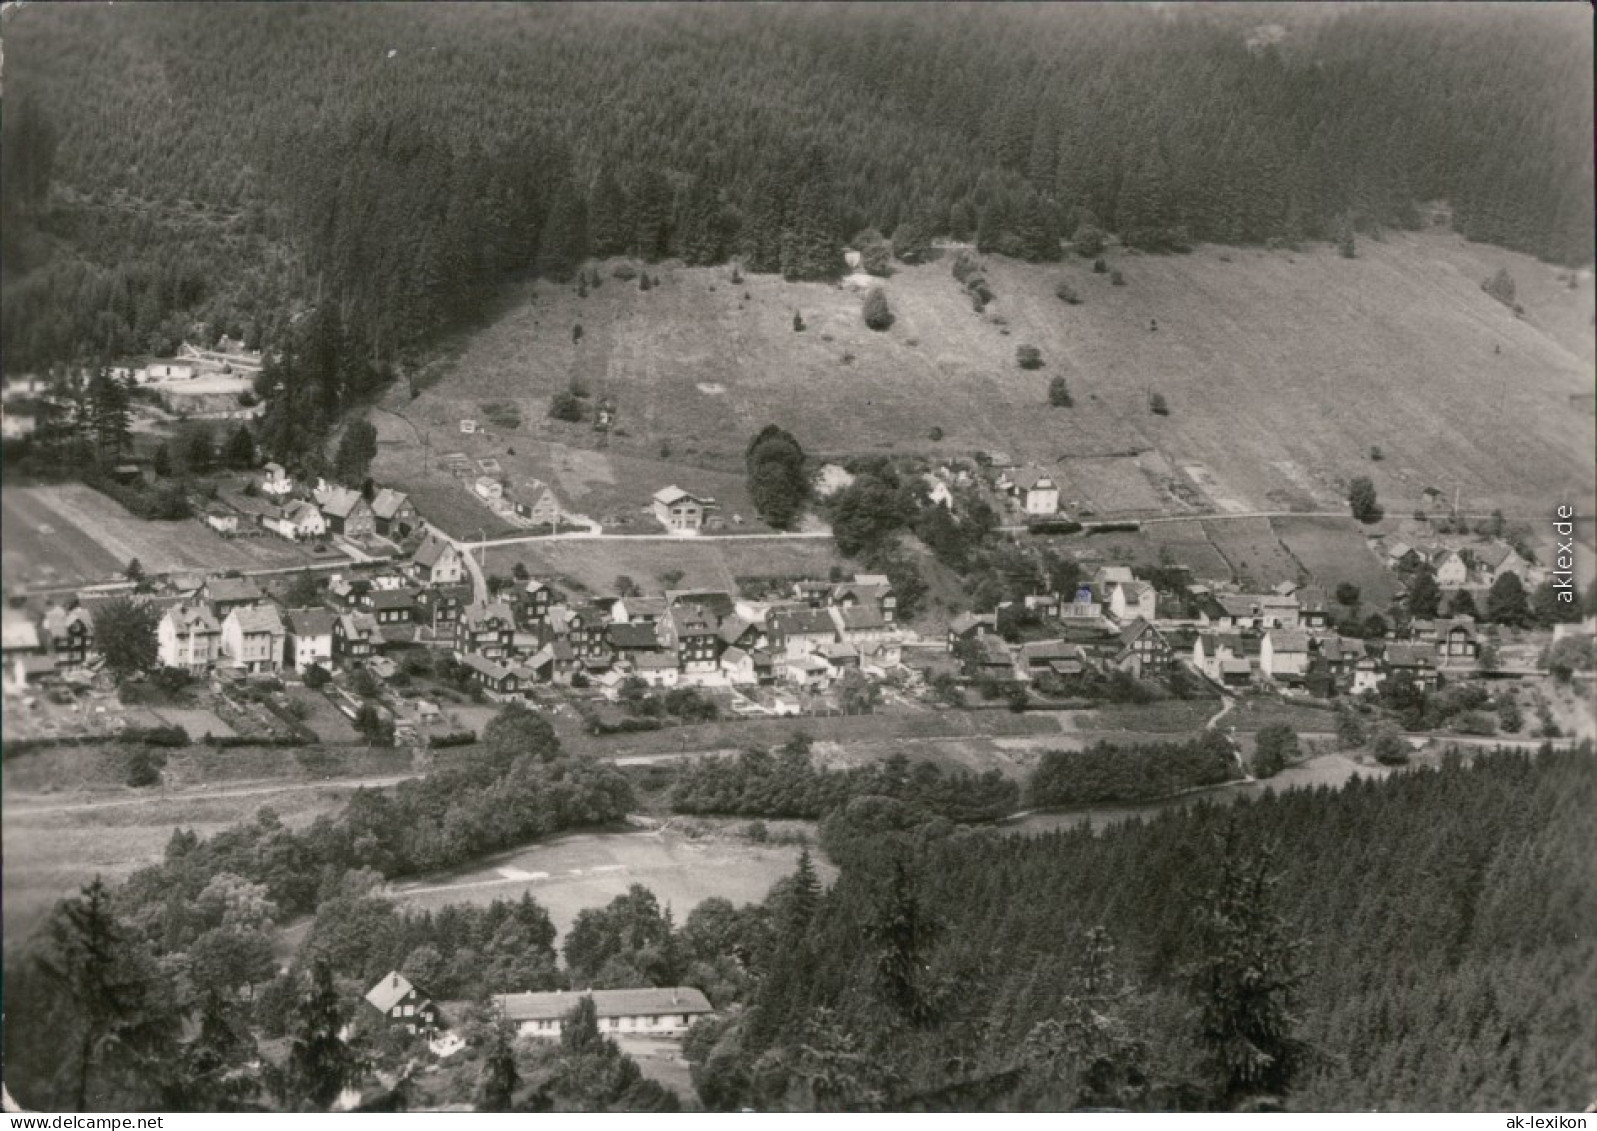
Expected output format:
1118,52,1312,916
4,3,1591,452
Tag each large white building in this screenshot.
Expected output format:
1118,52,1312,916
494,988,714,1040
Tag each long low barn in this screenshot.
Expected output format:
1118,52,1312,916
493,987,714,1039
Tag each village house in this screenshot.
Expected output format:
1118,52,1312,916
1108,619,1175,677
328,576,371,609
718,614,766,654
460,653,531,701
1197,593,1262,632
1108,580,1158,624
513,579,555,628
263,499,326,542
1473,541,1530,586
473,476,506,507
205,576,266,619
786,652,833,689
611,595,668,626
333,611,382,667
767,607,839,661
42,604,95,669
157,604,222,673
666,589,738,620
283,608,337,670
664,604,723,674
1313,635,1366,686
1260,630,1310,682
964,633,1018,681
947,611,998,650
316,485,376,539
1296,587,1330,631
829,604,894,651
1440,618,1480,662
608,622,665,662
369,489,418,539
456,601,516,660
1016,639,1089,682
545,605,610,664
260,462,295,501
221,605,286,673
999,464,1060,516
1061,583,1102,621
720,645,760,685
1351,654,1386,695
1384,643,1439,692
1431,548,1471,589
204,509,240,537
830,574,897,623
1384,540,1420,569
2,607,44,669
628,650,681,688
365,587,419,627
511,479,562,526
1192,631,1253,680
365,973,441,1035
494,988,714,1041
415,584,471,631
652,486,710,534
409,534,465,586
1257,594,1301,631
1024,591,1063,619
924,476,955,510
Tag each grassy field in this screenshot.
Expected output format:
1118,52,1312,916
2,743,416,939
1272,516,1400,606
1,484,320,589
483,536,848,595
382,230,1593,527
1202,517,1309,589
388,825,826,939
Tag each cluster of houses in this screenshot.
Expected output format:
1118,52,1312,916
2,502,905,707
944,564,1492,699
446,571,903,701
1188,586,1481,694
947,565,1178,685
208,465,420,545
1382,536,1539,591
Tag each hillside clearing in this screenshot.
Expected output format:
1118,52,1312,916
382,230,1593,530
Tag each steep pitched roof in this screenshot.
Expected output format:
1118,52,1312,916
834,605,887,632
228,604,284,635
949,611,997,634
653,485,702,506
666,589,735,618
319,485,369,519
412,534,456,570
1474,541,1521,569
369,488,412,520
464,601,514,628
369,588,418,611
284,608,338,637
366,972,420,1014
1267,630,1310,654
669,604,720,637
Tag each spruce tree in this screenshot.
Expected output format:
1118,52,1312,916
283,960,356,1110
537,178,589,281
479,1024,520,1112
1188,833,1308,1110
588,169,631,258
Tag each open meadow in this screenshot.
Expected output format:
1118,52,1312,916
1,484,321,589
388,825,828,939
483,535,849,595
377,229,1593,531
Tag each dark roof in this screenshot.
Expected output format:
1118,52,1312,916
669,605,720,637
369,588,419,611
772,608,837,636
412,534,456,570
285,608,338,637
369,488,412,520
608,623,662,650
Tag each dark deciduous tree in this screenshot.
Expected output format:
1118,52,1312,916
94,598,160,682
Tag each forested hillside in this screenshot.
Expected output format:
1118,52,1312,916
4,2,1591,429
690,745,1597,1112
